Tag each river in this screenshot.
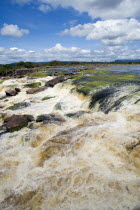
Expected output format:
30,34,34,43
0,65,140,210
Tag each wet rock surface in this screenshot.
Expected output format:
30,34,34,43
36,114,66,124
5,89,18,96
26,87,46,94
4,114,34,132
45,76,65,87
6,102,30,110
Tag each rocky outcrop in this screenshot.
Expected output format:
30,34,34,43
26,87,46,94
36,114,66,124
45,76,65,87
4,114,34,132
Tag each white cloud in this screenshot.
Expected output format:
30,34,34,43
62,18,140,46
38,4,51,13
0,44,140,64
13,0,140,19
0,24,29,38
39,0,140,19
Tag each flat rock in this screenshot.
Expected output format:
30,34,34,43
5,90,17,96
26,87,46,94
45,76,65,87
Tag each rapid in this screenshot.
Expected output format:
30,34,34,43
0,66,140,210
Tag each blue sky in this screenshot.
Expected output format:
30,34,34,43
0,0,140,63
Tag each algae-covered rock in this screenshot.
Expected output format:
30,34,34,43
4,114,34,132
7,102,30,110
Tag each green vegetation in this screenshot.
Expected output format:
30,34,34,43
42,96,55,101
71,69,140,96
24,82,41,88
28,72,47,78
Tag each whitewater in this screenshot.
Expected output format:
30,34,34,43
0,66,140,210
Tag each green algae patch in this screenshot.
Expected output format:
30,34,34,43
24,82,41,88
42,96,56,101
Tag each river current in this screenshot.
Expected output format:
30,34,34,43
0,65,140,210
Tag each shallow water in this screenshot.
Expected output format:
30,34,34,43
0,66,140,210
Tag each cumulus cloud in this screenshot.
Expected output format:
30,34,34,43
0,24,29,38
62,18,140,46
13,0,140,19
0,43,140,64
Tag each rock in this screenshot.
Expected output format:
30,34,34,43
15,87,20,93
66,111,91,118
5,90,17,96
26,87,46,94
7,102,30,110
4,114,34,132
24,115,35,122
36,114,66,124
45,76,65,87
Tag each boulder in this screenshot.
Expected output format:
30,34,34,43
5,90,17,96
15,87,20,93
26,87,46,94
36,114,66,124
4,114,34,132
45,76,65,87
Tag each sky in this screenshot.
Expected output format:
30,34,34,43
0,0,140,64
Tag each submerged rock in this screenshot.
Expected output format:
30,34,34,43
45,76,65,87
6,102,30,110
26,87,46,94
66,111,91,118
4,114,34,132
36,114,66,124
